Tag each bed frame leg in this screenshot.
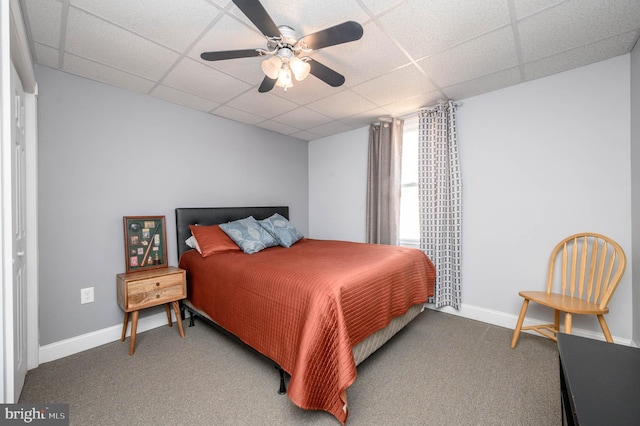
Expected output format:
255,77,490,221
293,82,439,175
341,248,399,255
183,306,197,327
179,301,186,321
276,365,287,395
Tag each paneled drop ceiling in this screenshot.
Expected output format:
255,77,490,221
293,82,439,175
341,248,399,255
20,0,640,141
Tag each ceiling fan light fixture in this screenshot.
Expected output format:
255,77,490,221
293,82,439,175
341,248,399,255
290,56,311,81
261,56,282,80
200,1,364,93
276,66,293,91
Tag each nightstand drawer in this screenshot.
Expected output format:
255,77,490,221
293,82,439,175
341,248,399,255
117,267,186,312
127,275,185,310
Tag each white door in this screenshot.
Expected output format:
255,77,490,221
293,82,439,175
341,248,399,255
10,61,27,401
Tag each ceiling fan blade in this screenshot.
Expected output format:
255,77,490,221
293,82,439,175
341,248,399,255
232,0,281,38
201,49,261,61
258,76,277,93
308,59,345,87
299,21,363,50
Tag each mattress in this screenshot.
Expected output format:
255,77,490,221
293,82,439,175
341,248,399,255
183,299,423,367
179,238,435,424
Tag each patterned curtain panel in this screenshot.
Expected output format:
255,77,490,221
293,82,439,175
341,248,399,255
418,101,462,309
366,119,403,245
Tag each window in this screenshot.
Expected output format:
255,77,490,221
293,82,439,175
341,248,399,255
399,116,419,248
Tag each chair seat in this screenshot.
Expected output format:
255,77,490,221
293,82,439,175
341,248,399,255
519,291,609,315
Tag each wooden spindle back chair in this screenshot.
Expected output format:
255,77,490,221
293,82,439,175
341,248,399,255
511,233,626,348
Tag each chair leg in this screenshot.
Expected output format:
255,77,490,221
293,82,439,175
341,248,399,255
511,299,529,349
597,315,613,343
554,309,560,332
564,313,572,335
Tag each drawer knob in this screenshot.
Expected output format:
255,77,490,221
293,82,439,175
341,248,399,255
156,294,160,299
155,282,160,287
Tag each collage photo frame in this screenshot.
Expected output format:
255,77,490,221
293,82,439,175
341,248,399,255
123,215,168,273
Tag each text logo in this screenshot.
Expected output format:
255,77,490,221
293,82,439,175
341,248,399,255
0,404,68,425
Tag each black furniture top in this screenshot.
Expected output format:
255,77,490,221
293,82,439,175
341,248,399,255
558,333,640,425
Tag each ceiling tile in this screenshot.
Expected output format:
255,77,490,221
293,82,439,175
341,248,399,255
289,129,322,141
225,90,298,119
202,0,228,6
65,7,180,80
162,57,252,103
308,120,353,137
272,107,332,129
442,67,522,101
150,85,219,112
381,91,441,116
306,89,377,119
23,0,62,47
189,13,265,61
256,119,301,135
376,0,511,60
339,107,393,128
523,31,639,81
270,77,341,105
309,21,411,87
351,65,437,107
212,105,265,125
70,0,221,51
63,53,156,94
33,42,59,69
419,26,519,88
359,0,407,17
188,13,268,85
512,0,564,19
203,56,266,87
518,0,640,62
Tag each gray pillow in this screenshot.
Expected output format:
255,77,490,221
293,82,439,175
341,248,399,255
219,216,278,254
258,213,304,248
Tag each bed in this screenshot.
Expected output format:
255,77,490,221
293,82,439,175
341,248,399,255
175,206,435,424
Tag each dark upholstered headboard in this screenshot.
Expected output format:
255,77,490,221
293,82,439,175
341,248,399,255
175,206,289,259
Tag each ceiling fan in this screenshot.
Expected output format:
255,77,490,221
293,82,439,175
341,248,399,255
200,0,364,93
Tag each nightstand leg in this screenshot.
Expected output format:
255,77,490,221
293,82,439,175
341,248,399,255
129,310,139,356
164,304,172,327
172,301,185,338
121,312,129,342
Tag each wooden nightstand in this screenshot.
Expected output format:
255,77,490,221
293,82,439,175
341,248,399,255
117,266,186,355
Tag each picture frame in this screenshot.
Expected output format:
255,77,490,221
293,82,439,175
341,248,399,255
123,215,168,273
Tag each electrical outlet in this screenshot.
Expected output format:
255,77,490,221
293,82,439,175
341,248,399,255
80,287,94,304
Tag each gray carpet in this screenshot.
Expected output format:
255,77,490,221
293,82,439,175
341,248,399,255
19,310,560,425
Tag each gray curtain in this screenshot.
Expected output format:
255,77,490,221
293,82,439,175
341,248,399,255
366,119,403,245
418,101,462,309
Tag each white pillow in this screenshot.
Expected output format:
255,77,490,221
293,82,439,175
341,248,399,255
185,235,202,254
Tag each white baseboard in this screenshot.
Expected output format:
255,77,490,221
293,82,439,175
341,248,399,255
425,303,634,347
38,310,179,365
37,302,633,366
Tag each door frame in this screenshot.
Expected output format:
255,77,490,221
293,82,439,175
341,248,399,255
2,0,38,403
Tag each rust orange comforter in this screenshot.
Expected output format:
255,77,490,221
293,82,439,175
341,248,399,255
178,238,435,424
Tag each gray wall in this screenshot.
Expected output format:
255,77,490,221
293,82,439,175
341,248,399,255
457,55,632,338
631,41,640,345
309,54,635,342
36,65,309,345
308,127,368,241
